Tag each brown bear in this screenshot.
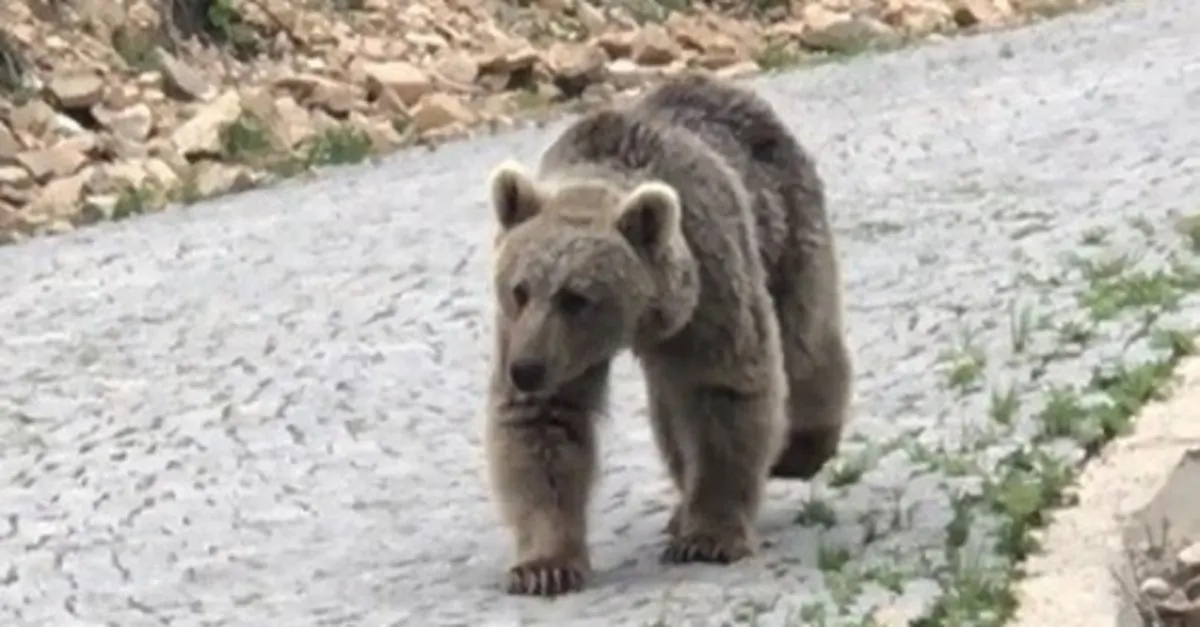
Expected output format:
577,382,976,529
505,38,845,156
482,72,852,597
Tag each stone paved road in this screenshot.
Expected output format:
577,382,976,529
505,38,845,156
2,0,1199,625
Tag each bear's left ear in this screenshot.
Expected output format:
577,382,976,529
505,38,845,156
489,160,543,231
615,181,681,256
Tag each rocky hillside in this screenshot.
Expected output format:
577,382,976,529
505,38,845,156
0,0,1086,243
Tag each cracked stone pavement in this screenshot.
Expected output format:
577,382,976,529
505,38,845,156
2,0,1199,624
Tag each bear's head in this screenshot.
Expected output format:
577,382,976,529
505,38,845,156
487,160,699,394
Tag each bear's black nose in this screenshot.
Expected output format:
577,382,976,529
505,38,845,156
508,360,546,392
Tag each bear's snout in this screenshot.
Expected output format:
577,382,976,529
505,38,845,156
508,359,547,392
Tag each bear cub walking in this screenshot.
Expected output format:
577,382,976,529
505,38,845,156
483,73,852,597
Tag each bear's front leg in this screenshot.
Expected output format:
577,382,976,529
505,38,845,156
485,406,597,596
653,378,785,565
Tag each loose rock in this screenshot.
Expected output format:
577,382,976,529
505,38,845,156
1142,577,1174,599
93,103,155,143
156,50,217,102
46,71,105,109
170,90,244,159
630,24,681,66
16,144,90,183
411,93,476,134
25,169,93,224
0,0,1099,241
363,61,434,106
1180,542,1200,577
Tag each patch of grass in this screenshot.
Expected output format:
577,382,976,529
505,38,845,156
1057,319,1095,345
983,448,1076,559
1025,0,1088,20
509,86,556,112
0,28,34,101
862,559,909,594
823,567,867,614
220,112,275,164
1079,265,1200,321
938,330,987,393
1150,326,1197,356
111,25,161,72
912,222,1200,626
218,115,374,179
795,497,838,529
78,122,376,230
1037,384,1096,443
748,0,789,15
297,126,373,168
817,543,853,572
988,382,1020,426
112,183,160,221
618,0,686,24
1008,301,1035,354
825,448,872,488
1174,214,1200,253
904,435,980,477
155,0,266,61
917,546,1013,625
205,0,239,31
755,41,803,72
1080,226,1108,246
796,602,832,624
205,0,261,55
168,165,204,205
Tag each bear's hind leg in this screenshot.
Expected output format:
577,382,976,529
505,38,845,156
485,410,597,596
649,374,782,565
768,281,852,480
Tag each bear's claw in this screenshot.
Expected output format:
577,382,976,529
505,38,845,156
505,559,587,597
661,530,752,564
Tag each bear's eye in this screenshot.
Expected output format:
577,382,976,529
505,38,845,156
512,283,530,309
554,288,590,315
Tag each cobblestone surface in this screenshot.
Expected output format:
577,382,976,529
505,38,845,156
1,0,1199,624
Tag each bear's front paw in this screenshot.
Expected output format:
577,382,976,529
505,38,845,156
660,528,753,564
505,558,588,597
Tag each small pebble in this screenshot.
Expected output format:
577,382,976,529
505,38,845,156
1179,542,1200,573
1143,577,1174,598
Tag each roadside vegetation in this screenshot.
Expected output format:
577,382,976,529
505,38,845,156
649,213,1200,625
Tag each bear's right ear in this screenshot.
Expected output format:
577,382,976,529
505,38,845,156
489,160,543,231
615,181,681,256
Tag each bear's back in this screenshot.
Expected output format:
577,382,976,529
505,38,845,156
536,73,830,292
629,73,791,179
630,73,830,291
537,98,753,239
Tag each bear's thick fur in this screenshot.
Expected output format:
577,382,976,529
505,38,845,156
483,72,852,597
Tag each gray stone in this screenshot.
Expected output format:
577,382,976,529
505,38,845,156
1180,542,1200,574
1142,577,1174,599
